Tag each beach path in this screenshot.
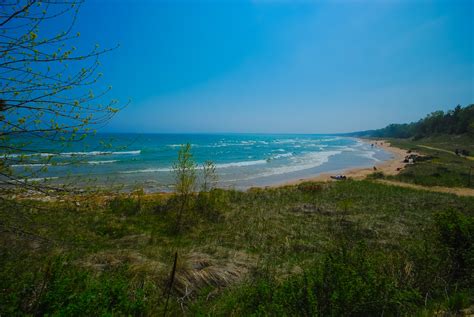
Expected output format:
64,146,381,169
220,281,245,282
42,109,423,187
417,145,474,161
375,179,474,197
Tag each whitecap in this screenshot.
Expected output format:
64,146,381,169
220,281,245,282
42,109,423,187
4,150,141,158
319,137,341,142
120,167,171,174
358,151,381,162
215,160,267,169
267,150,341,175
27,177,59,182
87,160,118,165
234,150,342,181
60,150,140,156
10,163,50,168
4,152,55,158
273,153,293,159
167,144,198,148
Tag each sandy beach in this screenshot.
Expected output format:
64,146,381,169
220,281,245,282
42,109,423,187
274,139,409,187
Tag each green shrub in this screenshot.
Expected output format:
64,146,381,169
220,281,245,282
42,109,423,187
435,210,474,283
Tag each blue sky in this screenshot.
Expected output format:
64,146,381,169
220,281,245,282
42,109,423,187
69,0,472,133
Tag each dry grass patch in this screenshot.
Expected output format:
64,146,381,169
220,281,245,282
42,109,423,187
173,251,254,297
80,250,151,272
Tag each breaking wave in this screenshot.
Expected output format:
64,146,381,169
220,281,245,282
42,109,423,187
4,150,140,158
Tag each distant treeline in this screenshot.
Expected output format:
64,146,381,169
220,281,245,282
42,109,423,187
347,104,474,139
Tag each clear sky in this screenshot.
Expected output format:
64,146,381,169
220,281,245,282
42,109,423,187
69,0,472,133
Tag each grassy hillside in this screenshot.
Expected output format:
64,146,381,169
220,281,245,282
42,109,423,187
378,136,474,189
1,179,473,315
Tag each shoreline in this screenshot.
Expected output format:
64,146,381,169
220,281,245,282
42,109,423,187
8,139,410,199
269,139,409,188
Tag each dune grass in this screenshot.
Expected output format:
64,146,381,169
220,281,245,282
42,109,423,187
1,178,473,315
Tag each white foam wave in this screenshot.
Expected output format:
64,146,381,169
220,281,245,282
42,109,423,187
10,163,51,168
87,160,118,165
4,150,140,158
273,153,293,159
120,167,171,174
335,145,356,152
273,139,299,144
319,137,341,142
215,160,267,169
60,150,140,156
27,177,59,182
4,153,55,158
267,150,341,175
167,144,198,148
113,150,141,155
237,150,342,181
11,160,118,167
118,159,268,175
207,141,258,148
359,151,381,162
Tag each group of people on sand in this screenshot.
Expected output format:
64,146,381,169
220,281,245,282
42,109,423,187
403,152,421,164
330,175,347,180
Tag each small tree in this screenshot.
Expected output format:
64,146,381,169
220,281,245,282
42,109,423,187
201,160,218,192
172,143,196,233
196,160,222,221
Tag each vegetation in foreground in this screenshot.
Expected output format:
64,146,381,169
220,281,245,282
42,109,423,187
1,178,473,316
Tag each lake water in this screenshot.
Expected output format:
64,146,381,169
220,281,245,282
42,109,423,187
6,133,392,192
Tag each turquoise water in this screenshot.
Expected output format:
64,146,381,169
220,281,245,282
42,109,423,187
6,134,392,192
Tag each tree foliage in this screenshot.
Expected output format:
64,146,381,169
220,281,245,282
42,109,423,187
0,0,123,192
350,104,474,139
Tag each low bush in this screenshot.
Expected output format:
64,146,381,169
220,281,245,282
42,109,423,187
108,196,141,216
